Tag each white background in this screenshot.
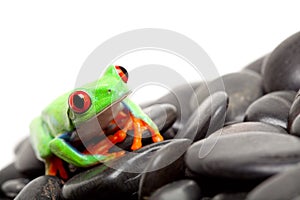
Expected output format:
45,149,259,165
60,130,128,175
1,1,300,169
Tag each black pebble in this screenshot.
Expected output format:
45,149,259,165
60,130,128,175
14,137,28,154
246,164,300,200
14,176,63,200
185,132,300,180
242,54,268,75
208,122,287,138
288,90,300,136
1,178,30,198
190,72,263,122
14,138,45,177
141,82,202,129
176,91,228,142
149,180,202,200
0,163,28,196
161,128,177,140
244,91,296,129
211,193,247,200
138,139,191,200
143,103,177,133
262,31,300,92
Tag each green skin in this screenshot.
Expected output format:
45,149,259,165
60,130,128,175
30,65,159,168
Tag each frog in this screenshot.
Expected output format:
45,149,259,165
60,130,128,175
30,65,164,179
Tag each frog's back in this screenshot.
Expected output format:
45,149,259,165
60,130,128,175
41,92,73,136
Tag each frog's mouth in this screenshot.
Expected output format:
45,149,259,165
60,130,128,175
70,91,131,145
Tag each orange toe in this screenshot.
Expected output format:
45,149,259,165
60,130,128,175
152,133,164,143
131,138,142,151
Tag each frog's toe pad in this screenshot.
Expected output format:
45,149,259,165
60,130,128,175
152,133,164,143
131,140,142,151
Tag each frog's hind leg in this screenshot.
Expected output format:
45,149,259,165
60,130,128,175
121,98,164,150
45,156,68,180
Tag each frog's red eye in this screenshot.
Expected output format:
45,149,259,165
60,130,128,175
115,65,128,83
68,91,91,114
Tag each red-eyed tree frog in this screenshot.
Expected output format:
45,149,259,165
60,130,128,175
30,65,163,179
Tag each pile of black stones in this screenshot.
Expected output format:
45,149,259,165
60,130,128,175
2,31,300,200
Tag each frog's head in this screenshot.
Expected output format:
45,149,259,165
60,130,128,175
68,65,130,125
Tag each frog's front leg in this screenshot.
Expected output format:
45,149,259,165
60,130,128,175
130,113,163,150
123,99,164,150
49,134,121,168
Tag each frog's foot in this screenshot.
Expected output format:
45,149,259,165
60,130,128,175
46,156,68,180
131,114,164,151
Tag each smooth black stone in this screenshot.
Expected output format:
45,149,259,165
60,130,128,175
162,128,176,140
185,132,300,180
288,91,300,136
223,120,240,126
212,193,247,200
0,196,11,200
242,55,268,75
0,163,28,196
143,103,177,133
141,82,202,129
208,122,287,138
63,140,172,200
14,137,28,155
246,164,300,200
14,138,45,177
262,31,300,92
185,169,260,197
244,91,295,129
272,91,297,103
138,139,191,200
14,176,63,200
190,72,263,122
1,178,30,198
0,194,12,200
176,91,228,142
149,180,202,200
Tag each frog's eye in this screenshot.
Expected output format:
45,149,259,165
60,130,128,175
115,66,128,83
68,91,91,114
